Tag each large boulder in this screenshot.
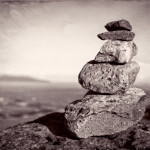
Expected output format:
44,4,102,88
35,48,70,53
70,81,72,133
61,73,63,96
95,40,137,63
78,60,140,94
65,88,146,138
97,30,135,41
105,19,132,31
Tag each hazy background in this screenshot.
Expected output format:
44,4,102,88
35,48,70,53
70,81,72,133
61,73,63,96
0,0,150,83
0,0,150,131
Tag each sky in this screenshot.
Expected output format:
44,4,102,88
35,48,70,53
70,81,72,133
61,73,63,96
0,0,150,83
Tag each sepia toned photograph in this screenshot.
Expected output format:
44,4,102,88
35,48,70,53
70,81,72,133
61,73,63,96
0,0,150,149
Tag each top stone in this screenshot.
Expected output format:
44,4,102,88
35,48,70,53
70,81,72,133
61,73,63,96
105,19,132,31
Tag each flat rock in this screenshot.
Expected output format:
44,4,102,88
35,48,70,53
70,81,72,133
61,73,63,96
97,30,135,41
105,19,132,31
65,88,146,138
95,40,137,63
0,113,150,150
78,60,140,94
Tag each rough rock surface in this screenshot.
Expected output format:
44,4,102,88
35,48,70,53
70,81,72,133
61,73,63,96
0,123,55,150
95,40,137,63
65,88,146,138
97,30,135,41
0,113,150,150
78,60,140,94
105,19,132,31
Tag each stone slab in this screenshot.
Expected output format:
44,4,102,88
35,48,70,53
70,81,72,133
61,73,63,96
97,30,135,41
105,19,132,31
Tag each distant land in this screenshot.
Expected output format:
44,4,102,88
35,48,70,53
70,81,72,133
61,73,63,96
0,75,50,83
0,0,51,3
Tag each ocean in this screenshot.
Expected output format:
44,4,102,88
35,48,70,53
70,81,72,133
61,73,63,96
0,81,149,131
0,81,86,131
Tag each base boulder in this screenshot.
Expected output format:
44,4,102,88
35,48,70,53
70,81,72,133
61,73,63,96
65,88,146,138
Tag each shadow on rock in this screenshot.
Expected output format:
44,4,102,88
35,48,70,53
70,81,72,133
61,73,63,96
30,112,76,139
143,105,150,120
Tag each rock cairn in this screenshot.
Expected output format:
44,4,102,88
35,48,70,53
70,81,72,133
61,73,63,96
65,19,146,138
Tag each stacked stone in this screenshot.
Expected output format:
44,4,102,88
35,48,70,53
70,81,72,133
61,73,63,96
64,20,146,138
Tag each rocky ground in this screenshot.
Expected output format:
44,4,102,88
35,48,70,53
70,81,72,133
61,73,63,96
0,112,150,150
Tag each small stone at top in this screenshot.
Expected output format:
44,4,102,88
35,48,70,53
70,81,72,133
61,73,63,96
105,19,132,31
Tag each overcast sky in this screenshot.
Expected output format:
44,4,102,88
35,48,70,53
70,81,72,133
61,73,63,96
0,0,150,82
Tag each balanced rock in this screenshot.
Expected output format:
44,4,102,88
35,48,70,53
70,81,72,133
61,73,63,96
105,19,132,31
65,88,146,138
97,30,135,41
95,40,137,63
78,60,140,94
